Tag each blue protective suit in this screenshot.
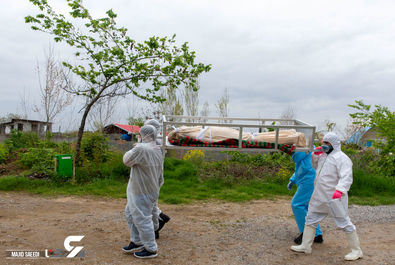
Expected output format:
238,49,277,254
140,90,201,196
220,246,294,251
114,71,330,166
290,152,322,236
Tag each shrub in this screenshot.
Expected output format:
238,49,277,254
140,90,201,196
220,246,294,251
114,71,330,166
80,132,109,163
349,100,395,176
56,141,74,154
74,151,129,183
199,151,294,185
183,150,205,165
225,151,294,170
19,148,56,174
5,130,41,151
275,167,293,184
345,147,395,177
372,153,395,177
0,143,8,164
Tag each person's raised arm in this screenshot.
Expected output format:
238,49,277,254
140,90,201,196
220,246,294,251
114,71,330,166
123,145,143,167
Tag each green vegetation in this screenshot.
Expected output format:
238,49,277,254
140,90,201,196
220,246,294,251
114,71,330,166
4,130,41,151
25,0,211,164
0,129,393,205
0,176,127,198
19,148,56,175
349,100,395,176
80,132,110,163
0,143,8,164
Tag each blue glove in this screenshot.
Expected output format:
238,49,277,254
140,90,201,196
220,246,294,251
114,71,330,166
287,181,294,191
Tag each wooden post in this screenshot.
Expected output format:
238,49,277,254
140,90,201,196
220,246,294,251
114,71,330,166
72,156,76,182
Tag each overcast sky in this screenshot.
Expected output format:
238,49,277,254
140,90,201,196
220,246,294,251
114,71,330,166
1,0,394,133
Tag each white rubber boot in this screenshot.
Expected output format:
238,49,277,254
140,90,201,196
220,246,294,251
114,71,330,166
345,231,363,261
290,225,315,254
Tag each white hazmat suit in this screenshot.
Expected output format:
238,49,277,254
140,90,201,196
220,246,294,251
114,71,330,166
124,125,164,253
307,132,354,232
144,119,164,232
291,132,363,261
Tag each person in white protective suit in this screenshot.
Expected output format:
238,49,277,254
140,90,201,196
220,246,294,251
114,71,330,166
290,132,363,261
122,125,164,259
144,119,171,239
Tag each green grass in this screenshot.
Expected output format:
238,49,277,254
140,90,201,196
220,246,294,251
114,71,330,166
0,157,394,205
348,169,395,205
0,176,127,198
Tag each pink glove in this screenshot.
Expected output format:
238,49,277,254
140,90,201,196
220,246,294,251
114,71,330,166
314,146,323,155
332,190,342,199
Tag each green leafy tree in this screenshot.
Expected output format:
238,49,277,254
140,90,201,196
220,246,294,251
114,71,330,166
349,100,394,152
128,117,145,127
349,100,395,176
25,0,211,163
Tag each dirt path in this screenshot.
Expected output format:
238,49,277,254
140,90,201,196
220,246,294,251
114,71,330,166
0,192,394,265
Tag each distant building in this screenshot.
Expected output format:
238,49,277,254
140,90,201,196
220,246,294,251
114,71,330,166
0,119,52,135
346,127,381,148
103,123,140,141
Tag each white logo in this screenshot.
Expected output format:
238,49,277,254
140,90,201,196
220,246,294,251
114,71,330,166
64,236,85,258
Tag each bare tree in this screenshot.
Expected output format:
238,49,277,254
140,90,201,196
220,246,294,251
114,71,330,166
200,101,210,123
324,119,336,132
183,82,199,121
18,87,30,119
88,96,120,132
127,96,143,122
280,106,296,125
59,105,79,133
0,113,23,123
216,88,229,122
34,46,73,132
343,118,365,142
159,84,184,120
127,98,161,127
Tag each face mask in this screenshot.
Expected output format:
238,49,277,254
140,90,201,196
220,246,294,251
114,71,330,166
321,144,333,154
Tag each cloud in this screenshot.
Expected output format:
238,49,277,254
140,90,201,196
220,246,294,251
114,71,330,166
1,0,395,134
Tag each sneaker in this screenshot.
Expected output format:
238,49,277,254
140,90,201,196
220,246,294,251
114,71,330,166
157,212,171,231
122,242,144,253
294,233,303,244
314,234,324,243
134,248,158,259
155,230,159,239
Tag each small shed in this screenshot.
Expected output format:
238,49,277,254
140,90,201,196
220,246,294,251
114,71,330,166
103,124,140,141
0,119,52,135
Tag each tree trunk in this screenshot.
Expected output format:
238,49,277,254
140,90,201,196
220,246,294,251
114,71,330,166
74,99,98,165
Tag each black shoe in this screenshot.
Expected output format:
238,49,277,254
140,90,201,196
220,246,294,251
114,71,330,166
122,242,144,253
159,212,171,222
294,233,303,244
134,248,158,259
314,234,324,243
155,230,159,239
157,212,170,231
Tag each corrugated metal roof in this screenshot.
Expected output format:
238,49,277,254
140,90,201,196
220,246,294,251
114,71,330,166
113,124,140,133
346,127,371,144
0,118,51,125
